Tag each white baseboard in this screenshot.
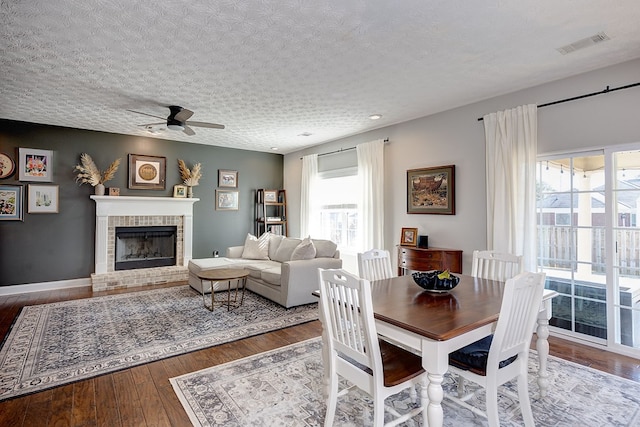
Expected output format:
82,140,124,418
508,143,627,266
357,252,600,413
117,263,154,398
0,278,91,296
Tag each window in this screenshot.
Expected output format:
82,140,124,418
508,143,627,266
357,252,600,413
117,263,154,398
316,172,360,252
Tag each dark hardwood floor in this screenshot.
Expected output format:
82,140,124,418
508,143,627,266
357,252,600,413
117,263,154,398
0,282,638,426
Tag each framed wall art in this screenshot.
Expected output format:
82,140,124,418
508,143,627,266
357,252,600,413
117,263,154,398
0,184,23,221
407,165,455,215
216,189,239,210
173,184,187,198
400,227,418,246
18,148,54,182
0,153,16,179
128,154,166,190
218,170,238,188
28,184,59,214
264,190,278,203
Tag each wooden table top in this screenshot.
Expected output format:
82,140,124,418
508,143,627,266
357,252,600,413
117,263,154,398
196,268,250,281
370,274,504,341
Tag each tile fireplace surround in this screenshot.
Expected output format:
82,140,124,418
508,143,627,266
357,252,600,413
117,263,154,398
90,196,198,292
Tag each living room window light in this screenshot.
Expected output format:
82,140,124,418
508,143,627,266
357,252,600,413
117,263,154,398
316,169,360,253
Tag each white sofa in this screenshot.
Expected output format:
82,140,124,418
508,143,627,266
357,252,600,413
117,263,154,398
188,233,342,308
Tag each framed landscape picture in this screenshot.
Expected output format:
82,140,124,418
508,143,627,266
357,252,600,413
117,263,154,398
407,165,455,215
18,148,54,182
0,184,23,221
128,154,166,190
216,190,239,210
218,170,238,188
28,184,59,213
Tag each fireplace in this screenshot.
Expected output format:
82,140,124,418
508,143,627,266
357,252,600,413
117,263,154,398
90,196,198,291
115,226,177,271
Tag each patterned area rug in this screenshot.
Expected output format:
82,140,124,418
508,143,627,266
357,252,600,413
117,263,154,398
171,337,640,427
0,285,318,401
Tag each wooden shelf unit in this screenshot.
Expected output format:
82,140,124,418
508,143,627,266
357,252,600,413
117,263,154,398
397,245,462,276
255,189,288,236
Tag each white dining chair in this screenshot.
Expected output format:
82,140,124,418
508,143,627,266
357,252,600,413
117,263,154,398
318,268,427,427
446,271,546,427
471,250,523,282
357,249,394,282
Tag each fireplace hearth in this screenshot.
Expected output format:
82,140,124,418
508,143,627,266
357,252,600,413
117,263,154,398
90,196,198,291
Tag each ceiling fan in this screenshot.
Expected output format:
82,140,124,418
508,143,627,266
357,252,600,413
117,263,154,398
128,106,225,136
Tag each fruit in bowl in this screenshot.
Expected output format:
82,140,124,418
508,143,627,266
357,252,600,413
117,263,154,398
412,270,460,292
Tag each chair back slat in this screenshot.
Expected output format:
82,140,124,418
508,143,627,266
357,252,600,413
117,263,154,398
488,271,546,370
471,250,523,282
319,269,381,370
358,249,394,281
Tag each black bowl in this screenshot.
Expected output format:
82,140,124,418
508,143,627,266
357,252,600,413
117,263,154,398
412,271,460,293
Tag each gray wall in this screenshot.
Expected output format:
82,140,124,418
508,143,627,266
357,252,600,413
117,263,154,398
284,58,640,274
0,120,283,287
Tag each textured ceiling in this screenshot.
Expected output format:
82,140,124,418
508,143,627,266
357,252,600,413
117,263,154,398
1,1,639,154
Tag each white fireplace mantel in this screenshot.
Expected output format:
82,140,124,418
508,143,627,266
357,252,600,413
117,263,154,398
90,196,199,274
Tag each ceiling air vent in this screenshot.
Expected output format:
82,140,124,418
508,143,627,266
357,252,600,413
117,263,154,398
557,32,610,55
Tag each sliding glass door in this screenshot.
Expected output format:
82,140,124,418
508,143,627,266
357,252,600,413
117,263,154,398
537,147,640,356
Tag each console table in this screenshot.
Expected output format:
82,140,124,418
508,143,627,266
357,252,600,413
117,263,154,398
397,246,462,275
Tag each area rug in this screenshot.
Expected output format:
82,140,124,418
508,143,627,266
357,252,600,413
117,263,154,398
171,337,640,427
0,285,318,401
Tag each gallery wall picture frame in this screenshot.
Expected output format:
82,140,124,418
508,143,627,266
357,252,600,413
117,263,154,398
17,148,54,182
216,189,239,210
28,184,59,214
173,184,187,198
407,164,455,215
128,154,166,190
400,227,418,246
0,184,24,221
218,169,238,188
0,152,16,179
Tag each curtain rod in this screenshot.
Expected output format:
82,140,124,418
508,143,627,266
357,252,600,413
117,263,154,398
477,82,640,122
300,138,389,159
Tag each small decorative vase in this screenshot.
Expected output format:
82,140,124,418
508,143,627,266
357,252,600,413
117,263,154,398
95,183,106,196
187,186,193,198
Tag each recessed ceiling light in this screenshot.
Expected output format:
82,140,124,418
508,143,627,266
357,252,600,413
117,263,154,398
369,114,382,120
298,132,313,137
271,147,279,151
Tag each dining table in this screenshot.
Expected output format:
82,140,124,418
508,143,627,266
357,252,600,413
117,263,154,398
318,273,558,427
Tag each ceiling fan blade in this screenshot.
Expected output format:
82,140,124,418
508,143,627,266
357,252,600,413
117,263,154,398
174,108,194,122
183,125,196,136
187,121,225,130
127,109,166,120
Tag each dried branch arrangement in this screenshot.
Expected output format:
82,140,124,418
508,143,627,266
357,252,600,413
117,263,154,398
178,159,202,186
74,153,121,186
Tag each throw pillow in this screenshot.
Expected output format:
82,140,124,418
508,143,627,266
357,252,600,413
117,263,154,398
312,239,337,258
268,234,285,260
272,238,302,263
241,232,270,260
291,237,317,261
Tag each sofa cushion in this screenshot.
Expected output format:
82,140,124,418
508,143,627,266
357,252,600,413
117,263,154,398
291,237,317,260
268,234,285,260
272,237,302,262
260,266,282,286
241,232,270,260
312,239,338,258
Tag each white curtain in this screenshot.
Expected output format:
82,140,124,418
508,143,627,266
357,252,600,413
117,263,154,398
483,104,537,271
357,139,385,250
300,154,318,237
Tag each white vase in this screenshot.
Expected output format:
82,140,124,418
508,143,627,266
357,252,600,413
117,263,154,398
95,183,105,196
187,186,193,198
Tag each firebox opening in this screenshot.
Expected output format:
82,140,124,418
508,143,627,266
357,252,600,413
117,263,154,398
114,226,177,271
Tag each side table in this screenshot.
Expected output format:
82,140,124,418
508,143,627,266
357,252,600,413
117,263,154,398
196,268,249,311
